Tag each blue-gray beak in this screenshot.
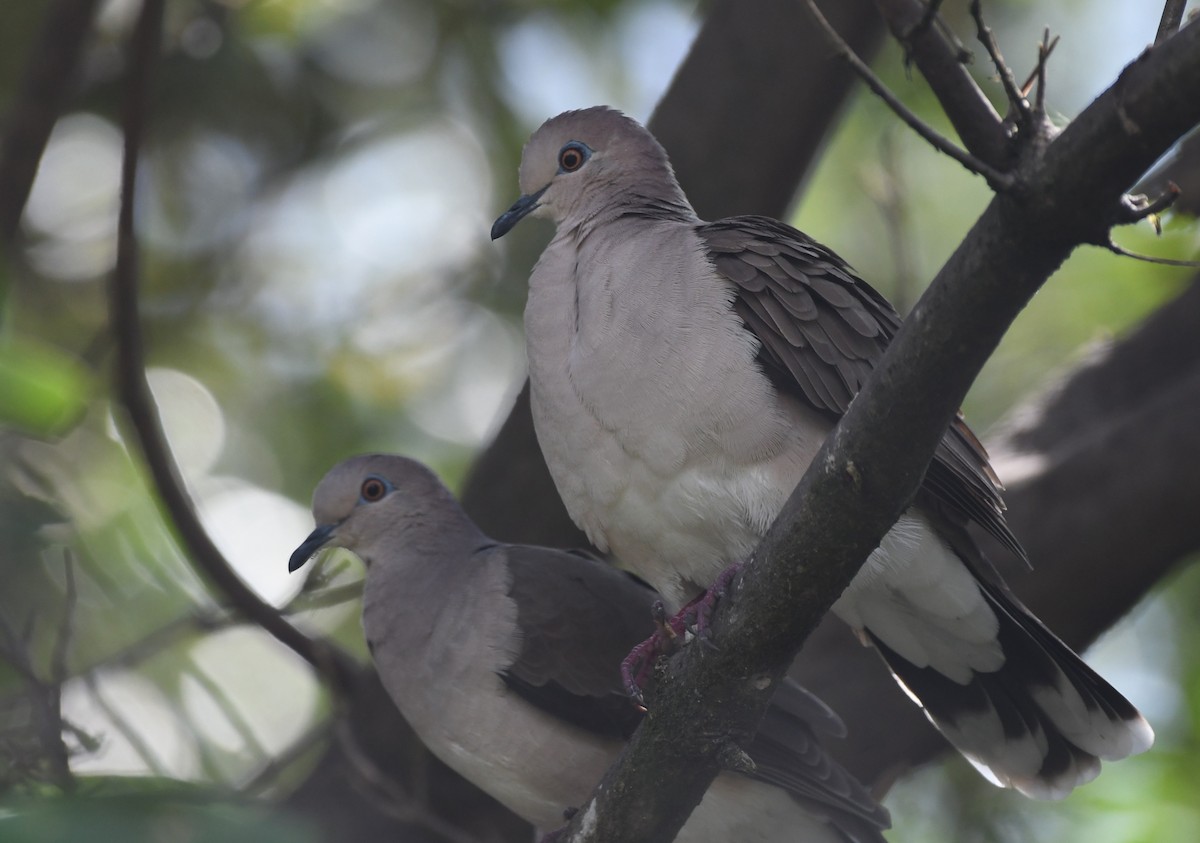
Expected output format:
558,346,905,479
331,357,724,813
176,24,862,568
491,186,547,240
289,523,336,572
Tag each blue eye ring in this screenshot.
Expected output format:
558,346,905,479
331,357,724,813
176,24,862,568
359,475,392,503
557,141,591,173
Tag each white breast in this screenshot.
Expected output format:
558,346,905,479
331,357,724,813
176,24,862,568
523,221,826,609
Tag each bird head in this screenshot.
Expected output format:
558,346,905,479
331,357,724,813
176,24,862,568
287,454,458,572
491,106,684,239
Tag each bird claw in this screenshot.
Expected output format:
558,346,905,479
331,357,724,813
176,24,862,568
692,560,744,641
621,563,745,701
621,599,687,703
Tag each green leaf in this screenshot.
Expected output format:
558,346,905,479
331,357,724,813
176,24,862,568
0,339,90,436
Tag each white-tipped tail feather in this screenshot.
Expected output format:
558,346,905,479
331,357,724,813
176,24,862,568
866,577,1152,799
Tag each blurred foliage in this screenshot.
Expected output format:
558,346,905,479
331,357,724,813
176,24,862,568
0,0,1196,841
0,779,320,843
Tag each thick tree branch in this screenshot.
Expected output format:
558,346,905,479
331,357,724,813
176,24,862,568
1157,0,1188,44
558,19,1200,843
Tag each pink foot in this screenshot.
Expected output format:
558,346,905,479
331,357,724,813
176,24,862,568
692,560,745,640
620,600,687,703
620,562,746,701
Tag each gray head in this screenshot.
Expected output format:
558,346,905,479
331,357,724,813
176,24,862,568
287,454,478,572
490,106,688,239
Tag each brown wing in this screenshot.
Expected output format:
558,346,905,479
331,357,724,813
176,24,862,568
500,544,655,740
699,216,1027,566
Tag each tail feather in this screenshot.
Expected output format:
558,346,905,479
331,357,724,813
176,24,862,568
866,580,1152,799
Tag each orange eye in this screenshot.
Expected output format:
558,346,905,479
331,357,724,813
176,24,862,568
360,477,388,502
558,145,585,172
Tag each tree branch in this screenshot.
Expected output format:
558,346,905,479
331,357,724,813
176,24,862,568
874,0,1011,167
1157,0,1188,45
558,17,1200,843
792,280,1200,784
806,0,1013,189
0,0,100,248
107,0,357,694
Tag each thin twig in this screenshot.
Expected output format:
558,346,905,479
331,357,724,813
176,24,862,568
1104,241,1200,267
82,672,171,777
0,583,367,714
289,581,366,613
874,130,918,314
47,553,77,790
1156,0,1187,44
1019,30,1060,102
805,0,1014,189
107,0,359,696
182,659,270,758
873,0,1012,165
970,0,1033,126
51,554,77,686
241,718,335,795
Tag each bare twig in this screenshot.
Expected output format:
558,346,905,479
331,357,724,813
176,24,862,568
1156,0,1187,44
1036,29,1054,113
900,0,972,64
0,581,366,715
876,0,1011,167
47,554,77,790
107,0,358,695
1104,241,1200,267
242,719,335,794
805,0,1014,189
873,130,918,314
1019,30,1060,104
182,660,269,758
0,0,101,247
290,581,365,612
970,0,1033,126
50,554,77,687
82,672,171,777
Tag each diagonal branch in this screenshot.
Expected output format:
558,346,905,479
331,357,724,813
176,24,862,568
558,16,1200,843
806,0,1013,189
875,0,1011,167
1157,0,1188,44
970,0,1033,126
107,0,357,695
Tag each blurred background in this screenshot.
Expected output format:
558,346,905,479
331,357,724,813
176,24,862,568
1,0,1197,840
